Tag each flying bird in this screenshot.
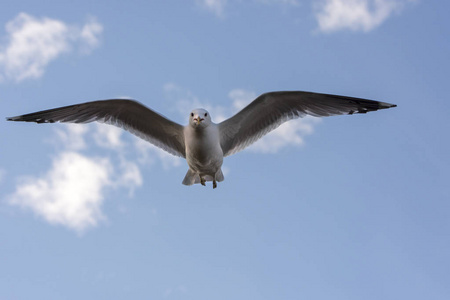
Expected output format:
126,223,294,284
7,91,396,188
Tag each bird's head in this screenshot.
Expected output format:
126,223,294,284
189,109,211,129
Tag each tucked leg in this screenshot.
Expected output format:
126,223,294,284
213,180,217,189
200,176,206,186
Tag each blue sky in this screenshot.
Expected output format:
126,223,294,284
1,0,449,299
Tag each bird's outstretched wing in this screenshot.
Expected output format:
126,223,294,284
7,99,186,157
219,91,396,157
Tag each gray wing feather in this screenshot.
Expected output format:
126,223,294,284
219,91,396,157
7,99,186,158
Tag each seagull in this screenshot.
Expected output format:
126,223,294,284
7,91,396,188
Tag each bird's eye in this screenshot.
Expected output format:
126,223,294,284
204,113,208,117
191,113,194,117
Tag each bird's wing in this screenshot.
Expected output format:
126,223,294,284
7,99,186,158
218,91,396,157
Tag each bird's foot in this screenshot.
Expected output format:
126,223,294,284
200,177,206,186
213,180,217,189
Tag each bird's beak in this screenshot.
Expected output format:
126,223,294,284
194,117,204,124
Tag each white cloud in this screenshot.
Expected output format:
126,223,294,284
250,117,320,153
8,151,112,234
116,158,143,196
314,0,414,33
53,124,88,150
94,123,123,149
79,17,103,53
228,88,257,114
0,13,103,82
8,122,144,233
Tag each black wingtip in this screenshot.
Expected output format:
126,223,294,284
378,101,397,109
6,115,29,122
6,115,53,123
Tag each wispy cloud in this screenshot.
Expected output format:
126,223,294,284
255,0,300,6
53,123,89,151
195,0,299,17
94,123,124,149
0,13,103,82
79,16,103,53
196,0,228,17
228,89,257,115
164,284,188,298
314,0,415,33
116,158,143,196
134,138,183,170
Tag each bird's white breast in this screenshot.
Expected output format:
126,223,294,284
184,124,223,174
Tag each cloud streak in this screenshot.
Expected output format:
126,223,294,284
0,13,103,82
